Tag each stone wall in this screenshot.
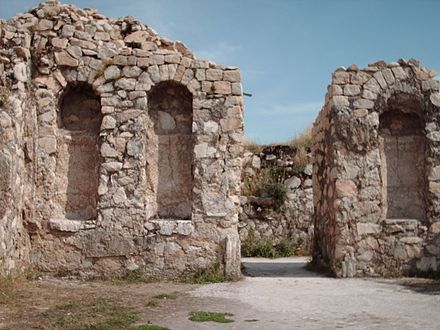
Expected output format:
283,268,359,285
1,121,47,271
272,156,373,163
0,83,33,275
312,59,440,277
239,145,314,255
0,0,243,278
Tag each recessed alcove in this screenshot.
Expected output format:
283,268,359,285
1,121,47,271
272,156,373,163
147,81,194,220
379,102,426,221
56,84,102,221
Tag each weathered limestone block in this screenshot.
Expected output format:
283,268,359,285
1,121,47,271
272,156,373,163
104,65,121,80
220,117,241,132
124,31,149,44
335,180,356,198
331,95,349,109
343,84,360,96
231,82,242,96
225,234,241,278
431,222,440,234
14,63,28,82
38,137,57,154
34,19,53,31
332,71,350,84
55,51,79,67
357,223,381,236
115,78,136,90
66,46,82,59
214,81,231,94
123,66,142,78
126,140,143,157
224,70,240,82
100,143,119,158
353,98,374,109
49,219,96,232
206,68,223,81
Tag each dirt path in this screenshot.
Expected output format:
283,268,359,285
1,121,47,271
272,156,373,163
150,257,440,330
1,257,440,329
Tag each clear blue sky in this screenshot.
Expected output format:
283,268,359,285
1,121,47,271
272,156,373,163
2,0,440,143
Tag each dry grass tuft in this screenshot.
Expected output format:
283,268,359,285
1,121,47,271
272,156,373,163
244,127,312,152
243,138,265,154
286,127,312,150
0,266,41,304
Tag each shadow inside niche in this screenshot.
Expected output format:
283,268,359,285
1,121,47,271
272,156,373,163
148,81,194,220
241,256,323,278
61,84,101,221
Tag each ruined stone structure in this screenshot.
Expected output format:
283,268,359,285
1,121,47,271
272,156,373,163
3,2,440,282
239,145,313,254
313,59,440,277
0,1,243,278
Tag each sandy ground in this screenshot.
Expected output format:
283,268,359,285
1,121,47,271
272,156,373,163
1,257,440,329
150,257,440,330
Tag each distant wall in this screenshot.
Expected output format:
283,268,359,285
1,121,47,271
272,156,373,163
239,145,314,255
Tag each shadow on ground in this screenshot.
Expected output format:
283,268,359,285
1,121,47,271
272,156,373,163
241,256,322,278
394,279,440,296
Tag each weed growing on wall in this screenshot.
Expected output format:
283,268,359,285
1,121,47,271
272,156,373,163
241,229,305,258
242,166,287,206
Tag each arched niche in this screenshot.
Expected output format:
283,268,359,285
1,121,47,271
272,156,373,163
57,84,102,220
147,81,194,220
379,95,426,221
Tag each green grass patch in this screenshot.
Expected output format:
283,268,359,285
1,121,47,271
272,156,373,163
245,319,259,322
122,268,158,283
145,300,159,308
145,292,178,309
152,292,178,300
55,301,80,311
86,268,159,285
40,296,144,330
242,230,305,258
23,266,43,280
179,263,232,284
131,325,170,330
189,311,234,323
86,305,137,330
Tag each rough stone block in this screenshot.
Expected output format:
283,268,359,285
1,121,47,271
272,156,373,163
335,180,357,197
206,68,223,81
213,81,231,94
54,51,79,67
224,70,240,82
104,66,121,80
